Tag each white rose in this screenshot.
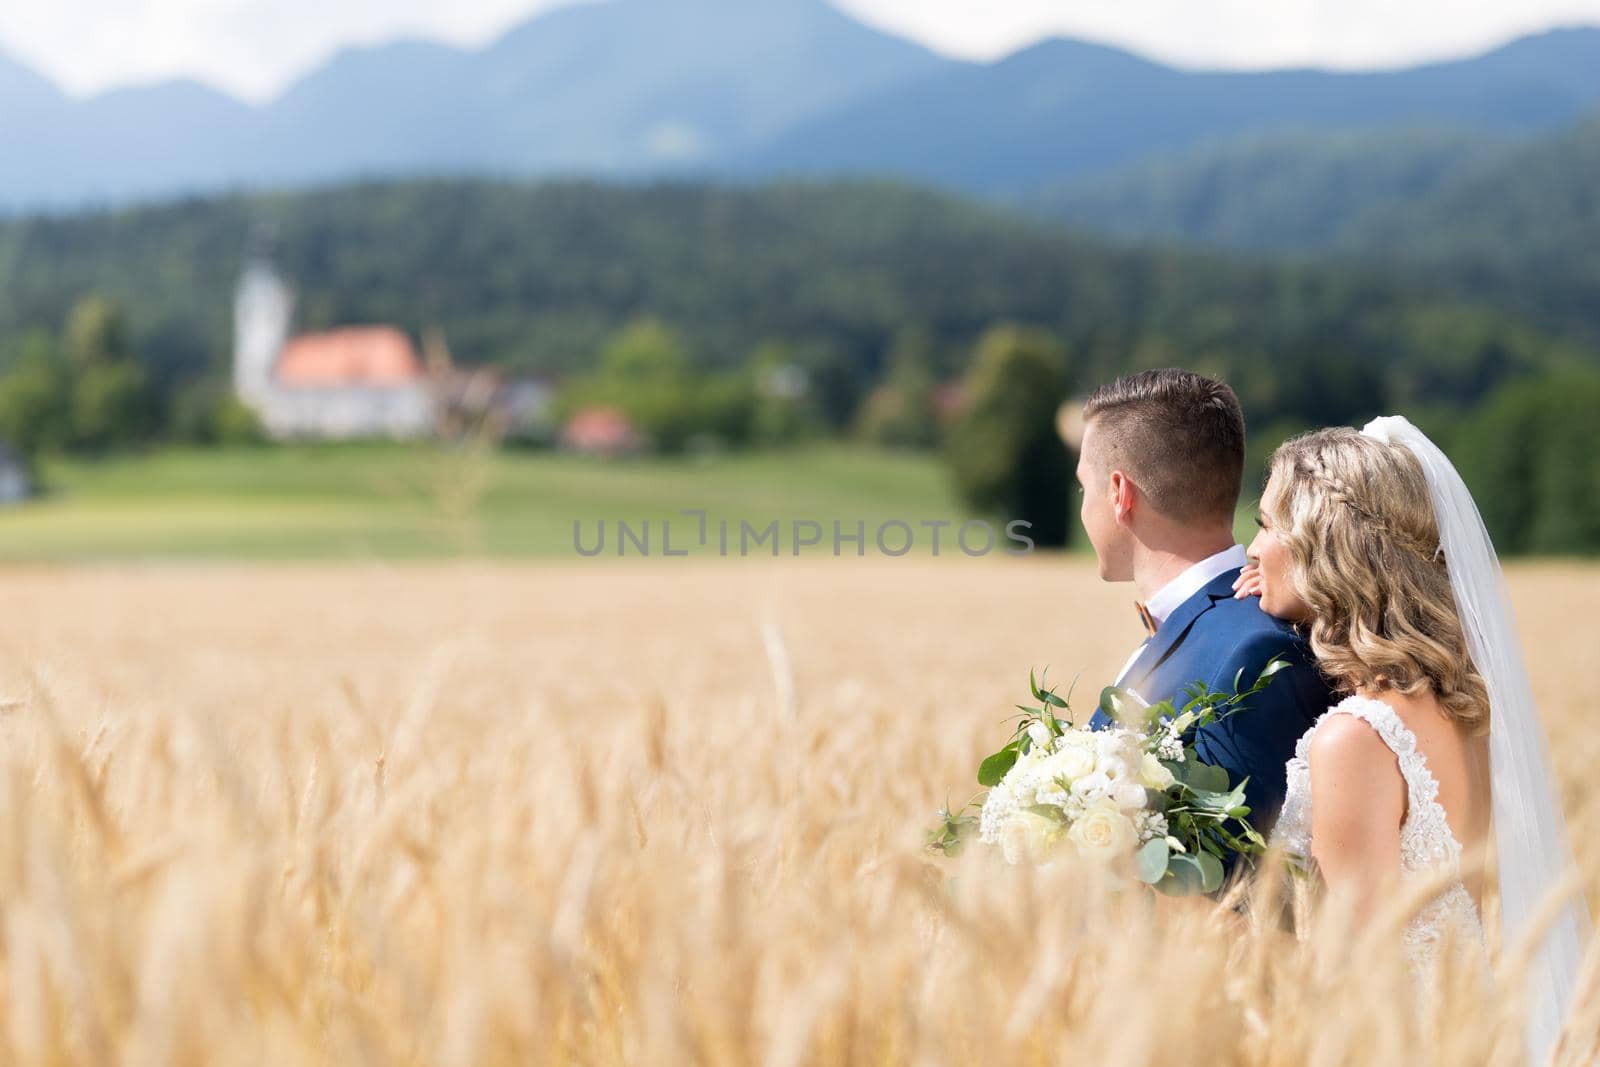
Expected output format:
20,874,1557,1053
1095,752,1132,782
1004,744,1043,782
1070,771,1112,801
1042,744,1096,784
1139,753,1176,791
1068,799,1137,860
1094,731,1129,762
1002,809,1069,865
1055,728,1096,752
1112,780,1148,811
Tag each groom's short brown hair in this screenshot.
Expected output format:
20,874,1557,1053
1083,369,1244,523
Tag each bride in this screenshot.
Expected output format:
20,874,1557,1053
1231,417,1589,1064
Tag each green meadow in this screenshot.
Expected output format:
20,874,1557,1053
0,444,982,561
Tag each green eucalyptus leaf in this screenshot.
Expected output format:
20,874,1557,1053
977,744,1021,787
1197,851,1225,892
1186,762,1231,793
1156,853,1209,896
1135,838,1170,884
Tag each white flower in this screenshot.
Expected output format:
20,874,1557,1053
1001,809,1070,865
1156,722,1187,762
1054,728,1097,752
1070,770,1112,802
1139,753,1175,791
1094,730,1129,761
1095,754,1134,785
1039,743,1096,785
1112,780,1148,811
1135,810,1170,842
1067,799,1137,860
1027,722,1052,749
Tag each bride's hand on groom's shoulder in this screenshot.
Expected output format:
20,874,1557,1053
1232,563,1264,600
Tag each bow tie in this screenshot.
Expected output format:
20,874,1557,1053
1134,601,1158,637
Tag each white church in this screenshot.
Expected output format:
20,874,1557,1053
233,249,437,439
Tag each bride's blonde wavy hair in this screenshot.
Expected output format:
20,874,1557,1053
1263,427,1489,732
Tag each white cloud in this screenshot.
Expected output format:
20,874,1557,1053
1,0,1598,103
0,0,573,102
831,0,1600,69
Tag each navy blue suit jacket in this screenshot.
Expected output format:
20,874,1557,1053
1087,568,1334,834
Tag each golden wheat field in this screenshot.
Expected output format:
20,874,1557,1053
0,557,1597,1066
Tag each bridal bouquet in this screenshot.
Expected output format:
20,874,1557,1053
928,659,1289,895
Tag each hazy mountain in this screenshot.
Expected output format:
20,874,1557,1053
747,27,1600,193
0,0,954,206
0,46,61,114
0,6,1596,209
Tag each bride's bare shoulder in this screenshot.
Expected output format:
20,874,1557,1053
1306,711,1407,828
1309,709,1396,769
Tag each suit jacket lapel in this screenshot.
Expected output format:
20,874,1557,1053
1123,568,1244,697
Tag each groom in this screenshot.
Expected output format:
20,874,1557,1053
1077,369,1332,837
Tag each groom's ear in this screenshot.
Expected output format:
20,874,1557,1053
1108,469,1136,524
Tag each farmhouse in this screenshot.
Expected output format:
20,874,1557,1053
233,250,435,440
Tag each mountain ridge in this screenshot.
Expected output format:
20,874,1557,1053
0,10,1596,208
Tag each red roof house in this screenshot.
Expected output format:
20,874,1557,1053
275,327,426,387
560,405,643,457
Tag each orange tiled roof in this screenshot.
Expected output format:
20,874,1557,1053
276,327,424,386
561,405,639,451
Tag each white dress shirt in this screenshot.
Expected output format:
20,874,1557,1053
1114,544,1250,686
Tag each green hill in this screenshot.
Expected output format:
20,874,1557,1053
1,178,1593,434
1024,113,1600,342
1021,126,1508,251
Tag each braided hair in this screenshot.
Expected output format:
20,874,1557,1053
1263,428,1488,731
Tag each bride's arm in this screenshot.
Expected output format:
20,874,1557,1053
1308,716,1405,918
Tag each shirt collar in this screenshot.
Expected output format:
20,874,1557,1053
1144,544,1249,627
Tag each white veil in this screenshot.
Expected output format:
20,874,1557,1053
1362,415,1590,1064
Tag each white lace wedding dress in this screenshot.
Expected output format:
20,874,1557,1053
1273,694,1487,972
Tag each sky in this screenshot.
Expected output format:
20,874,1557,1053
1,0,1598,104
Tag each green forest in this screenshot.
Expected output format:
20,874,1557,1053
0,178,1595,553
1026,115,1600,342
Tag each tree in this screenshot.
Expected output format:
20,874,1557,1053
170,380,265,445
64,295,132,371
0,331,70,459
72,361,151,452
946,325,1073,547
746,342,818,447
210,396,267,446
59,296,153,452
557,318,756,454
855,327,940,449
1453,371,1600,555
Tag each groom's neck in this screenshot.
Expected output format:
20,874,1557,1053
1131,528,1238,602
